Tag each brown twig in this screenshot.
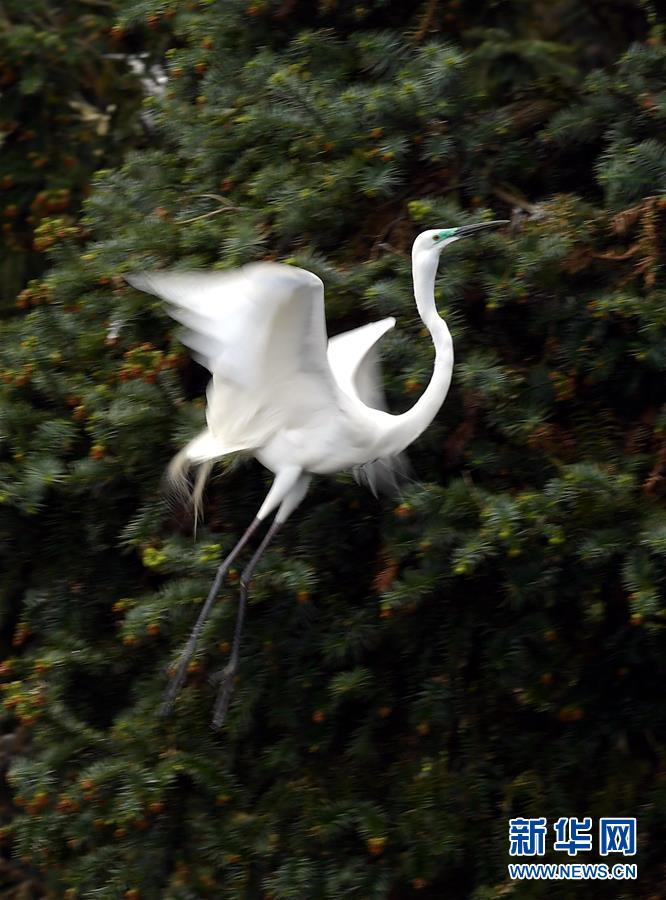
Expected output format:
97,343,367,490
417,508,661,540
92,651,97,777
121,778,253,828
492,185,539,215
643,439,666,496
76,0,116,8
176,194,243,225
414,0,440,43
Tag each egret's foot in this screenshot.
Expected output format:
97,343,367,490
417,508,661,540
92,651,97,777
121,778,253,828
211,664,238,729
160,639,199,716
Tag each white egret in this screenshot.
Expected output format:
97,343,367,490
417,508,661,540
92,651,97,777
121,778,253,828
126,220,508,727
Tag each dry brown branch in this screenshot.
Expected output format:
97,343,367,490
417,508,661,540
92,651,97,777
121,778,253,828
274,0,298,17
374,547,400,593
590,197,664,288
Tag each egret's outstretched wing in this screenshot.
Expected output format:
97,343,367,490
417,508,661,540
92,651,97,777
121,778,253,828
125,262,333,390
327,318,395,411
127,262,341,463
327,318,410,495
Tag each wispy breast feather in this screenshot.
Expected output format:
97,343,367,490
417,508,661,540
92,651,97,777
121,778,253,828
327,317,410,495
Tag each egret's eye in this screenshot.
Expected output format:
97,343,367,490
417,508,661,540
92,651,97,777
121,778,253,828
434,228,458,241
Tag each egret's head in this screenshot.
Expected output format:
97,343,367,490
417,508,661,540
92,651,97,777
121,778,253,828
412,221,509,261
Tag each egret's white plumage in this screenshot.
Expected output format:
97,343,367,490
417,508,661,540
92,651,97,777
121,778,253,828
127,262,407,497
125,221,508,726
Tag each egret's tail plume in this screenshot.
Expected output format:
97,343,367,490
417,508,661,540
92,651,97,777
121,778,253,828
166,448,214,534
166,429,245,532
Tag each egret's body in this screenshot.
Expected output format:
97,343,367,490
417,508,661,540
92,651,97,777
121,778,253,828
126,221,507,726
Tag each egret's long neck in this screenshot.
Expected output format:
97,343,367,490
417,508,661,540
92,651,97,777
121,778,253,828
385,251,454,454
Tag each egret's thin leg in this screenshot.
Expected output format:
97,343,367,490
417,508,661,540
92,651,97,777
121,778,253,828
211,471,312,729
161,517,261,715
211,518,281,729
